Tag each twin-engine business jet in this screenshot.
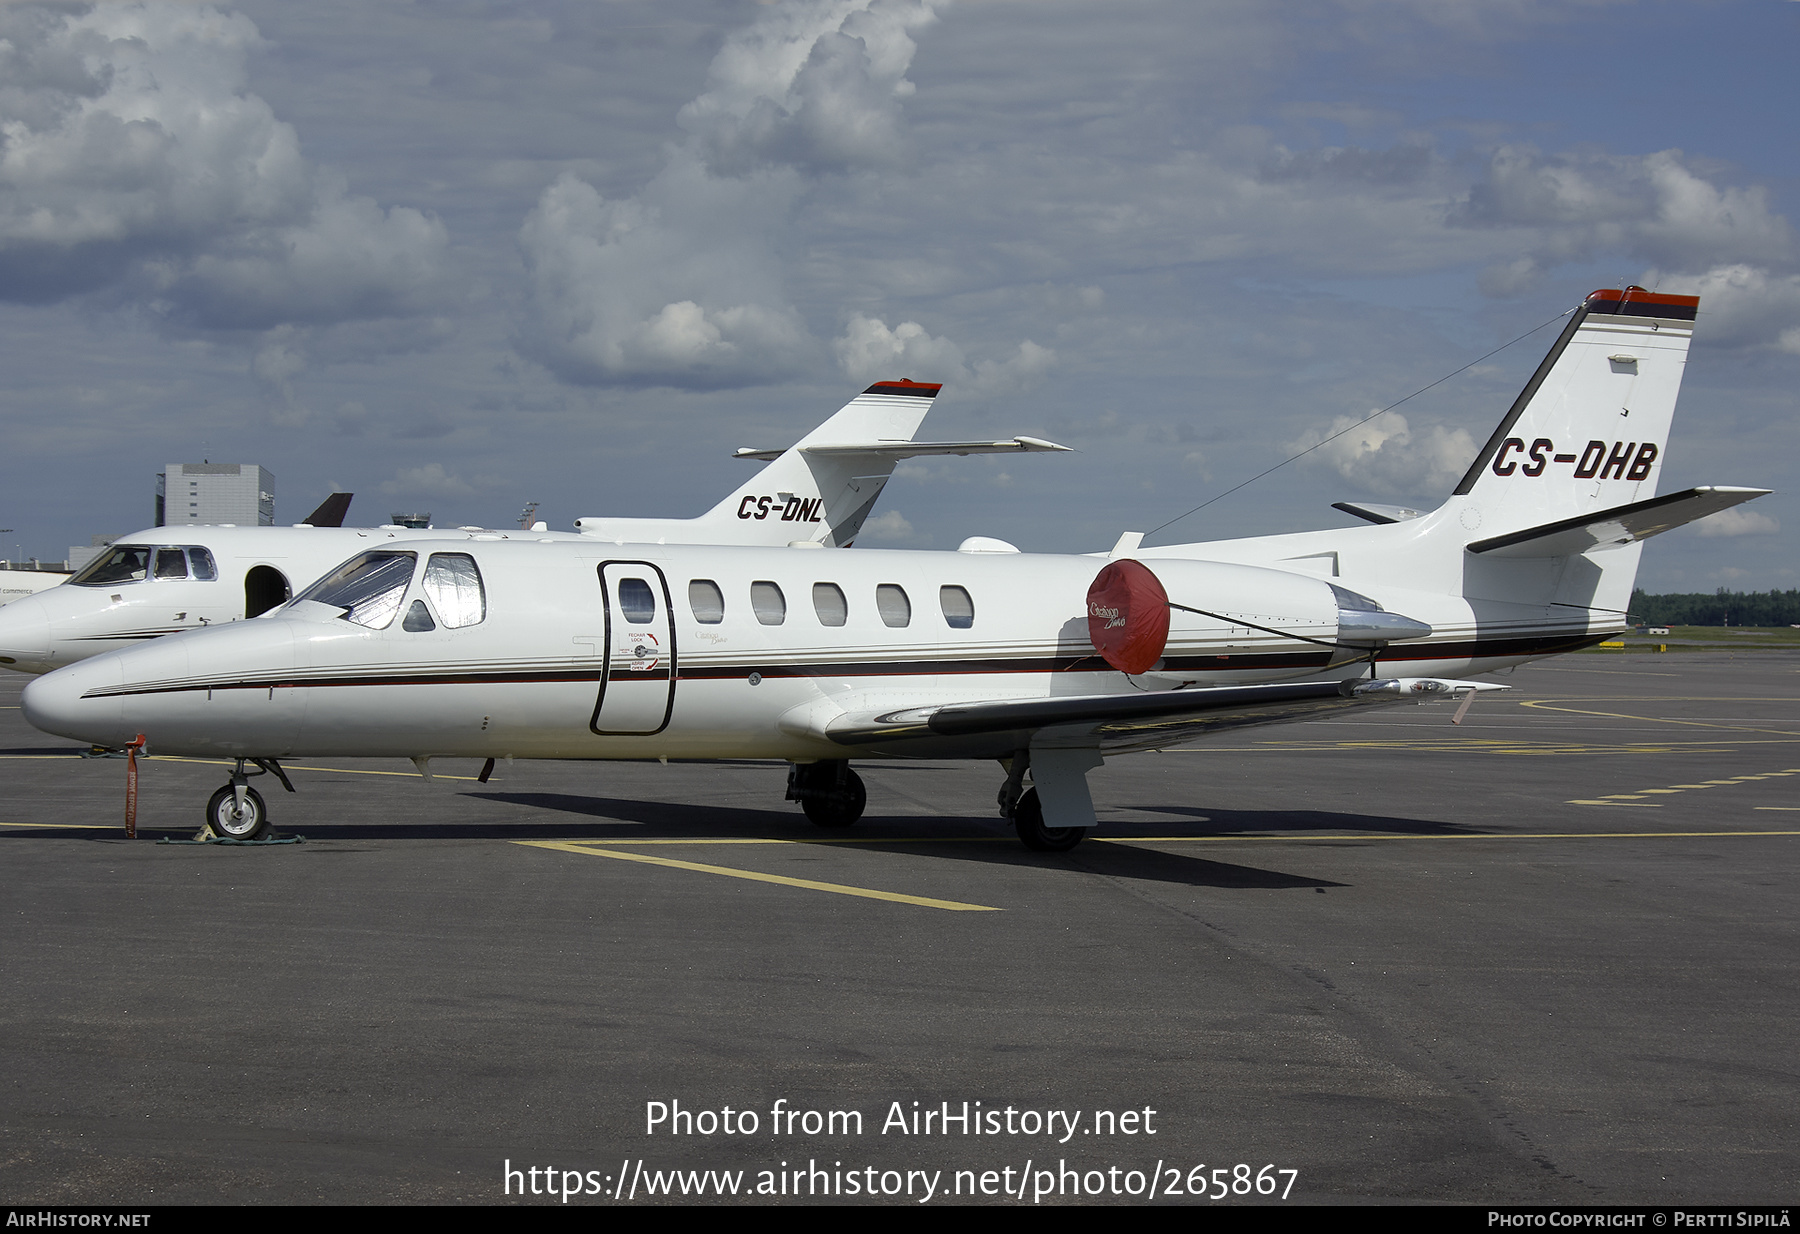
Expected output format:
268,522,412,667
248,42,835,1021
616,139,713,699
23,290,1769,850
0,381,1065,675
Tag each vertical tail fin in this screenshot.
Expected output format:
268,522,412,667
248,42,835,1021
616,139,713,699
701,380,941,546
1452,287,1698,535
574,381,940,546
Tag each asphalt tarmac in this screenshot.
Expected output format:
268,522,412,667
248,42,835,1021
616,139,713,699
1,653,1795,1206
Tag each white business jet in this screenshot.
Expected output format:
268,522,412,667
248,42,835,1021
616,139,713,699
0,380,1067,674
22,290,1768,851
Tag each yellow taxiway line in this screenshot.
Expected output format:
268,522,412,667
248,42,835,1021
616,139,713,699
516,839,1002,911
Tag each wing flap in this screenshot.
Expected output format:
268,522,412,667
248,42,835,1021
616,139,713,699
815,678,1502,751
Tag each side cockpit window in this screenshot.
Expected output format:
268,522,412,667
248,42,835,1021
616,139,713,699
70,546,151,586
186,547,218,581
297,551,418,629
423,553,485,628
154,548,188,580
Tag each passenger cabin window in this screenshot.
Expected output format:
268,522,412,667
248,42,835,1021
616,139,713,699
812,582,847,627
186,547,218,581
876,584,911,628
153,548,188,580
751,581,786,626
940,585,975,629
423,553,485,628
296,551,418,629
617,577,656,624
689,579,725,624
69,546,151,586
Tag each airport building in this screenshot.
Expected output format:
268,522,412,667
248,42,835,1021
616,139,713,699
156,464,275,527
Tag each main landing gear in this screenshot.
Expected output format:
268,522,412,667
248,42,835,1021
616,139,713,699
785,753,1097,851
204,758,295,840
787,760,866,828
997,751,1091,852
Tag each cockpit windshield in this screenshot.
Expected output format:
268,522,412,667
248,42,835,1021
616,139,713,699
296,551,418,629
70,545,220,587
70,546,152,586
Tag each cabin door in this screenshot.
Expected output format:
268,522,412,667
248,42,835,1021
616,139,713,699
590,561,677,736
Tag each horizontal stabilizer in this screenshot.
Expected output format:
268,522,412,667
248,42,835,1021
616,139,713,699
1467,486,1770,558
733,436,1070,462
1331,501,1425,525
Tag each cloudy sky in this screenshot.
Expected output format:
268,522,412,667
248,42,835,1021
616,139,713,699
2,0,1795,590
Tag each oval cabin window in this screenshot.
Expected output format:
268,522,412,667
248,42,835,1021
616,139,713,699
939,585,974,629
689,579,725,624
876,584,911,628
812,582,848,627
751,581,786,626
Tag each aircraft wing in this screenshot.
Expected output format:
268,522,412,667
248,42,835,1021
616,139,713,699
1467,486,1770,558
732,436,1070,462
802,678,1503,757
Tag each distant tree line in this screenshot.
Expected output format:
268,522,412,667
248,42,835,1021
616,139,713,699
1630,589,1800,627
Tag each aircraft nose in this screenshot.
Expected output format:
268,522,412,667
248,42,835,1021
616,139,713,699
0,597,52,672
22,656,128,747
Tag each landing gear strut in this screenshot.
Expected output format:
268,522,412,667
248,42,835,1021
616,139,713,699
204,758,294,840
787,760,866,828
996,750,1091,852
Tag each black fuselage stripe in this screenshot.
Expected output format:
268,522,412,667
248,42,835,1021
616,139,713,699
80,632,1607,698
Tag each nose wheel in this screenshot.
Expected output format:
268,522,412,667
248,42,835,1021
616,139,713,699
202,758,295,841
206,784,268,840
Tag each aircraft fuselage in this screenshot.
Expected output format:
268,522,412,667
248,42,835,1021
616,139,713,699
21,539,1608,764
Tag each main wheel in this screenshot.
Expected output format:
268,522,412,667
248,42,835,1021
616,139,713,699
206,785,269,840
1013,787,1086,852
801,768,866,828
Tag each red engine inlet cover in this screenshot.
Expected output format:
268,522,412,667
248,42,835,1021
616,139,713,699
1086,559,1171,675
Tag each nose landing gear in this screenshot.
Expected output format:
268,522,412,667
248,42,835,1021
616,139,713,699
203,758,295,841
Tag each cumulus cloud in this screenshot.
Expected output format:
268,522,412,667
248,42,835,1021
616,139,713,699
518,0,946,390
1290,411,1475,496
519,162,815,388
1690,506,1779,538
380,463,495,501
1458,147,1792,295
859,509,918,543
677,0,941,175
1640,264,1800,354
0,3,449,332
834,313,1053,394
